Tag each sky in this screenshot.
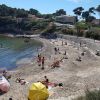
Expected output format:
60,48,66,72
0,0,100,18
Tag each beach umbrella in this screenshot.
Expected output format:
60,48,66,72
28,82,49,100
0,76,10,93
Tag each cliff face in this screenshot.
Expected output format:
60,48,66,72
0,17,33,34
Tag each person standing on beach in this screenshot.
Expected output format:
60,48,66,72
80,42,82,47
57,48,59,52
62,40,63,46
41,45,43,51
54,47,57,55
41,56,45,70
64,50,66,55
37,54,42,66
65,41,67,45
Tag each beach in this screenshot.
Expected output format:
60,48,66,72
0,35,100,100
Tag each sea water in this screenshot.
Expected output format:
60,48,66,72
0,35,42,70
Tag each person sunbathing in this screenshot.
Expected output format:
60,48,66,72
40,76,49,88
51,58,63,68
39,76,63,89
51,61,60,68
40,76,54,88
76,56,82,62
15,78,27,85
16,78,23,82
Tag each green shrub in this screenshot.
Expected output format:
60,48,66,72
85,31,100,40
61,29,75,35
75,89,100,100
85,31,92,38
77,31,84,37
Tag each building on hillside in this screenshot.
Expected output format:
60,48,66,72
55,15,77,25
92,19,100,25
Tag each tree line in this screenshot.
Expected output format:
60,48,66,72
0,4,66,18
0,4,99,22
0,4,67,34
73,5,100,24
0,4,100,40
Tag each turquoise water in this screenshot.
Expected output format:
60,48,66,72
0,36,42,70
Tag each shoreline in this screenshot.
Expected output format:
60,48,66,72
0,33,15,37
0,33,40,38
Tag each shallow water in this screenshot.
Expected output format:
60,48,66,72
0,35,42,70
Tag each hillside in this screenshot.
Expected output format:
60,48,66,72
0,4,100,40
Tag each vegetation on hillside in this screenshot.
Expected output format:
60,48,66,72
0,4,67,34
74,89,100,100
0,4,100,40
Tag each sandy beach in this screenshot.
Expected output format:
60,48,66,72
0,35,100,100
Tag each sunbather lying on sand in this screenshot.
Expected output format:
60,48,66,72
50,58,63,68
76,56,82,62
15,78,29,85
39,76,63,88
51,61,60,68
38,76,49,88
